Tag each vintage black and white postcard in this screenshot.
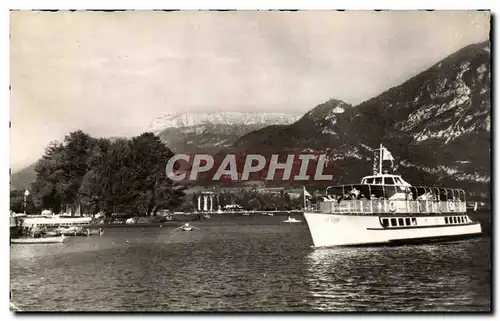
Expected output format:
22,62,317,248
9,10,491,312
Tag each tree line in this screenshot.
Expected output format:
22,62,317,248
10,130,317,216
11,130,185,216
190,190,305,211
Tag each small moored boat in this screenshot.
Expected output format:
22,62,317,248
11,235,66,244
58,226,81,236
45,230,60,236
86,228,104,236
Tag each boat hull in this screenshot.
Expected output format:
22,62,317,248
303,212,482,248
11,236,66,244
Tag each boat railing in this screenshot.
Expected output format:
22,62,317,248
318,199,466,215
318,184,467,215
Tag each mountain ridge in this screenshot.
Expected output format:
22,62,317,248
149,111,301,132
225,40,490,200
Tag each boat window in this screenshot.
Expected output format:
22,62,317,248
411,218,417,225
384,177,395,185
374,178,383,185
390,218,397,226
381,218,389,227
405,218,410,226
445,217,448,224
398,218,404,226
460,216,464,223
453,217,457,224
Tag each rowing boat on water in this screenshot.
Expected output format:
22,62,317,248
283,216,302,223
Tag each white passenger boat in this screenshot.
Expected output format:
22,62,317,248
20,213,93,229
11,235,66,244
303,145,482,247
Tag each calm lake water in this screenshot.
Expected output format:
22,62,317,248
10,212,491,312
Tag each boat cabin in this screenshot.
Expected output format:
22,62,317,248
320,173,466,215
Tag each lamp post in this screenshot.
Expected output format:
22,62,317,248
23,189,30,214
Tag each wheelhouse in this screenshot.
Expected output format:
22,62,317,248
360,174,411,187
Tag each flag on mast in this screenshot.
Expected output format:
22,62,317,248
303,186,312,210
303,186,312,198
381,145,395,168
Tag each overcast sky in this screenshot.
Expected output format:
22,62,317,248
10,10,490,170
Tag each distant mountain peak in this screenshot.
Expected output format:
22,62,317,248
304,99,353,120
149,111,301,132
297,99,353,135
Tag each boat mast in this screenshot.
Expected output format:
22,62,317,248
303,186,306,211
379,143,383,175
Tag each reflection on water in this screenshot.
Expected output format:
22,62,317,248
10,216,490,312
305,239,491,311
